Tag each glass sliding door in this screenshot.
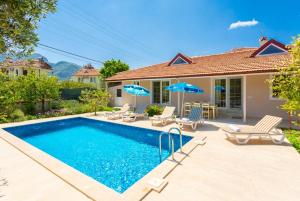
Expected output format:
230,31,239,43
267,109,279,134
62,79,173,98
162,81,170,104
229,78,242,109
215,79,226,107
152,81,161,104
152,80,170,104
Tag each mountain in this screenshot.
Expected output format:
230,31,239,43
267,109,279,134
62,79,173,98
0,53,82,80
51,61,81,80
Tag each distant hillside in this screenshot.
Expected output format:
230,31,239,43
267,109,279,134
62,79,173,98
51,61,81,80
0,53,82,80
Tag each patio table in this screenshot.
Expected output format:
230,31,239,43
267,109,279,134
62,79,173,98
184,102,217,119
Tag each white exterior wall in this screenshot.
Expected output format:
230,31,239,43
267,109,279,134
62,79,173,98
71,76,104,89
108,73,289,120
2,66,51,77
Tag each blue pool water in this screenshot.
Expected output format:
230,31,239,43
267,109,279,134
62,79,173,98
4,117,192,193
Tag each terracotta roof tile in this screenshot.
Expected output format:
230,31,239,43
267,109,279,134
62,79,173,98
73,64,100,76
0,59,52,70
106,48,290,81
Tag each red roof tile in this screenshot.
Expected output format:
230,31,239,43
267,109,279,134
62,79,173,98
0,59,52,70
73,64,100,76
106,44,290,82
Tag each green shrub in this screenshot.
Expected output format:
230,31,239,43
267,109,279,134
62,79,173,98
59,80,96,89
10,109,26,122
145,105,163,117
285,129,300,153
101,106,114,112
51,100,63,110
60,100,92,114
0,113,8,123
25,115,38,120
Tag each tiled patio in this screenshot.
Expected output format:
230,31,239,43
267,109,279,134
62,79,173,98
0,114,299,201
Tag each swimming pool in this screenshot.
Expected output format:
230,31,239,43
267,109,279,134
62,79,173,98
4,117,192,193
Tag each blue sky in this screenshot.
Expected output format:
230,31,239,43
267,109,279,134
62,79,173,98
36,0,300,68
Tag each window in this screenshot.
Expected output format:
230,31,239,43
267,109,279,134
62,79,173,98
90,77,96,83
152,80,170,104
15,69,18,76
23,69,28,75
172,57,188,65
230,78,242,109
215,79,226,107
116,89,122,97
259,45,286,56
133,81,140,85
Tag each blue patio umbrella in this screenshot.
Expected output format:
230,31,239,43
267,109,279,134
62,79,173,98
215,85,225,92
165,82,204,117
123,84,149,108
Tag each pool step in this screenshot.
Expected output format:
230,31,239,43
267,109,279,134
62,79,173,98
147,177,168,192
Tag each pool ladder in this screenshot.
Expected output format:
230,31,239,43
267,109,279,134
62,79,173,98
159,127,183,161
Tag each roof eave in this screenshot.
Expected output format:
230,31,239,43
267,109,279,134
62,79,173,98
106,69,279,82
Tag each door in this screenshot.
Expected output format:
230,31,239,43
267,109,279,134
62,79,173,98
214,77,242,110
114,88,123,107
229,78,242,109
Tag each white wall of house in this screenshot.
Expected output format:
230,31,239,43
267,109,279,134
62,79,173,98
246,74,287,119
71,75,104,88
2,66,51,77
108,73,288,120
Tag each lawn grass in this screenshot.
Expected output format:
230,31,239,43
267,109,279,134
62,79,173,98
284,129,300,153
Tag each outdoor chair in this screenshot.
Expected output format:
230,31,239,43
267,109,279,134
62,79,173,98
150,106,175,126
176,106,204,130
106,103,130,120
221,115,285,144
122,104,147,122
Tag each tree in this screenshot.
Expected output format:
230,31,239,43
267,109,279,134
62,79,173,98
0,72,21,115
271,35,300,126
100,59,129,79
18,73,39,113
0,0,57,57
36,74,60,112
79,89,111,115
18,73,60,113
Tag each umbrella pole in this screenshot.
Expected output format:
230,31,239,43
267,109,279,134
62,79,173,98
181,92,185,118
135,95,137,110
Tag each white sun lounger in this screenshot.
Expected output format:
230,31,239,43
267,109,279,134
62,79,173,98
150,106,175,126
176,106,204,130
122,104,147,122
106,104,130,120
221,115,285,144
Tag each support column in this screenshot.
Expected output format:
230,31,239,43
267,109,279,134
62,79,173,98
177,78,180,115
243,75,247,122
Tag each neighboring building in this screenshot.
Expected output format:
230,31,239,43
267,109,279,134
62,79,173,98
0,58,52,76
106,37,291,121
71,64,103,88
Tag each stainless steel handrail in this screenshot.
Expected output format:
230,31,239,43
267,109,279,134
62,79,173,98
159,131,175,161
168,127,182,152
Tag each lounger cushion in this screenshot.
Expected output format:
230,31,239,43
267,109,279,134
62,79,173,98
228,124,240,132
222,126,267,134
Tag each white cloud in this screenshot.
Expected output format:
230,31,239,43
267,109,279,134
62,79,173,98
229,19,259,30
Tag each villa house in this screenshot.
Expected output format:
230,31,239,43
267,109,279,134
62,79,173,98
71,64,103,88
106,37,291,122
0,58,52,76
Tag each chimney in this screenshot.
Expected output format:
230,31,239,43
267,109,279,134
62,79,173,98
259,36,268,46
